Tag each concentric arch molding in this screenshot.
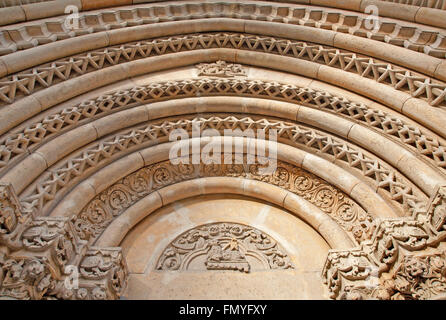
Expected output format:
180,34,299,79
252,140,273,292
15,113,429,219
2,33,446,107
74,156,373,246
1,77,445,175
1,1,446,59
155,222,294,272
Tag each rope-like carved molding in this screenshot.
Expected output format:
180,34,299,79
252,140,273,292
0,183,128,300
2,33,446,107
156,222,294,272
1,78,444,184
75,156,373,245
322,185,446,300
0,2,444,58
18,114,426,221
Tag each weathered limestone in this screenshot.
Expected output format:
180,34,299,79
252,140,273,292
0,183,128,299
1,0,446,300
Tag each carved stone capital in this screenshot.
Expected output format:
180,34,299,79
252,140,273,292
322,185,446,300
426,185,446,239
0,184,128,300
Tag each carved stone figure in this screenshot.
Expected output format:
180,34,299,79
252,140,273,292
205,238,250,273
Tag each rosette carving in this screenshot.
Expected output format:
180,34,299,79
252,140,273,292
77,156,372,245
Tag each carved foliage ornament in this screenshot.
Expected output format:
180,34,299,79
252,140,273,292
75,156,372,245
0,184,128,300
384,252,446,300
323,186,446,300
196,60,246,77
156,222,293,272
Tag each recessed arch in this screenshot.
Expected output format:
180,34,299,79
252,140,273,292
94,177,355,249
1,0,446,300
3,48,446,139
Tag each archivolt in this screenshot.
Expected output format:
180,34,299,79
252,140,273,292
46,136,396,248
1,0,446,300
93,176,356,250
2,33,446,107
1,1,446,60
77,157,364,248
11,109,433,218
1,78,445,175
2,82,442,228
2,48,445,140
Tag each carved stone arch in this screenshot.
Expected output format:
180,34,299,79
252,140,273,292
15,109,432,219
1,0,446,300
2,76,446,174
90,171,363,249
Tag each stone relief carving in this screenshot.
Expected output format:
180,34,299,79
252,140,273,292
380,252,446,300
19,113,425,220
0,184,23,239
156,222,293,272
4,77,444,176
0,3,444,59
196,60,246,77
0,184,128,300
426,185,446,236
335,250,446,300
1,0,446,301
322,185,446,300
2,33,445,110
75,156,372,245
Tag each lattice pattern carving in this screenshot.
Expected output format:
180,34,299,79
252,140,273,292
18,114,426,219
1,79,445,186
2,33,446,107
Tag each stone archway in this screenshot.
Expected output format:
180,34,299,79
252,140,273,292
1,0,446,300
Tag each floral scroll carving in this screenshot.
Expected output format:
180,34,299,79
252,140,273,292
196,60,246,77
156,222,293,272
76,156,372,245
